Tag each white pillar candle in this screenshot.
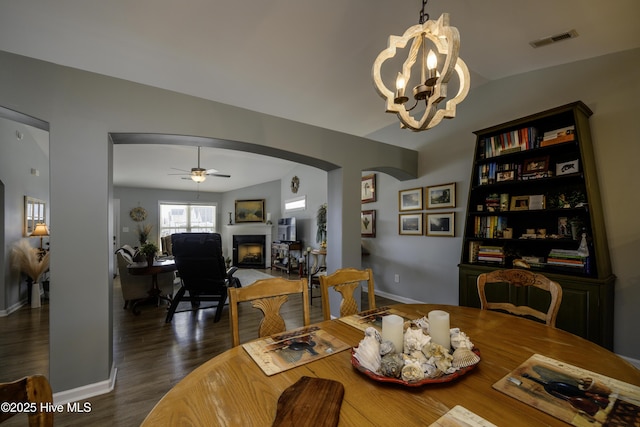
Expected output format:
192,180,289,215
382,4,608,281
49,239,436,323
381,314,404,354
428,310,450,350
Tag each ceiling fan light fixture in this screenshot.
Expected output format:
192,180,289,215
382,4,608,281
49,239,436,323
191,168,207,183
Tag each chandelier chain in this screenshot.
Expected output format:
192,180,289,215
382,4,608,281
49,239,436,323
419,0,429,24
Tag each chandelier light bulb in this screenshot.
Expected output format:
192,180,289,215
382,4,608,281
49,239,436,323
427,50,437,70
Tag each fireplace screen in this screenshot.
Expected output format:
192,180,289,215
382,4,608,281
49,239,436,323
233,235,266,268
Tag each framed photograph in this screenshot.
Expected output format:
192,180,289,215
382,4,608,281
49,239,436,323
361,210,376,238
235,199,265,223
426,212,455,237
496,170,516,182
523,156,550,174
361,174,376,203
556,159,579,176
510,195,530,211
426,182,456,209
399,213,423,235
558,217,571,237
399,187,423,211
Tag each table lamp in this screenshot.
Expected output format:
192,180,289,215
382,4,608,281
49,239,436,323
31,222,49,252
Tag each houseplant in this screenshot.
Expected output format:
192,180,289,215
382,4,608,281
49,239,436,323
316,203,327,248
139,242,159,266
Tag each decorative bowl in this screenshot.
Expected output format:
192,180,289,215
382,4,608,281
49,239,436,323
351,347,481,387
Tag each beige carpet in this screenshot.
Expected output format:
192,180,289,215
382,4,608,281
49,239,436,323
233,269,275,287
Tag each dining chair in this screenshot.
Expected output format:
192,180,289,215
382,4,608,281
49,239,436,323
477,269,563,327
228,277,310,347
0,375,54,426
319,268,375,321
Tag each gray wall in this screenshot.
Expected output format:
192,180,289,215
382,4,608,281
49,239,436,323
0,49,415,394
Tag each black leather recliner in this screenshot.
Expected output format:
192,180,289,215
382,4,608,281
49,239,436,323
166,233,239,323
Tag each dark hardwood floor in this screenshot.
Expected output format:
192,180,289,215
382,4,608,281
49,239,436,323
0,270,397,426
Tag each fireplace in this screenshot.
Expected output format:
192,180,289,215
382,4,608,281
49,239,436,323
233,235,266,269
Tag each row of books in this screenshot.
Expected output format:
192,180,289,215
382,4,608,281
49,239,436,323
469,242,505,263
473,215,508,239
478,126,539,159
540,125,575,147
546,248,586,269
477,162,521,185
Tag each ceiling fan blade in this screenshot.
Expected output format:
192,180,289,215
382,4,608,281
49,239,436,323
170,167,190,173
168,172,190,176
206,173,231,178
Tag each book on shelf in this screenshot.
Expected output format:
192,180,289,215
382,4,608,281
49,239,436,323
543,125,574,140
469,241,481,263
540,133,575,147
478,245,505,264
479,126,539,159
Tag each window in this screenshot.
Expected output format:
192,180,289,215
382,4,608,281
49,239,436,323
159,202,217,238
285,195,306,212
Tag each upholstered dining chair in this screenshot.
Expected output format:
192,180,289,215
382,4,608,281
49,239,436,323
0,375,54,426
166,233,239,323
228,277,310,347
318,268,375,321
477,269,563,327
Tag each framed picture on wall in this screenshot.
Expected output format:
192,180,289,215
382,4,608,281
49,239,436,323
235,199,265,223
361,174,376,203
426,182,456,209
399,187,423,211
399,213,423,235
426,212,455,237
361,210,376,237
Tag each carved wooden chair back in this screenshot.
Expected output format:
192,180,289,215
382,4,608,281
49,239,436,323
228,277,310,347
477,269,563,327
0,375,54,426
319,268,375,321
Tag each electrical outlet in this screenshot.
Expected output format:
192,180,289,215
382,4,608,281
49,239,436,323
394,274,400,283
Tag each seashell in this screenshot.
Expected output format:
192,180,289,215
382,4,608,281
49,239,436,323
354,334,381,373
412,316,429,330
401,360,425,382
379,339,395,356
380,353,404,378
452,347,480,368
403,327,431,353
450,329,474,350
364,326,381,341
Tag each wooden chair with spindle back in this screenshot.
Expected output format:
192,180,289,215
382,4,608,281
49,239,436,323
477,269,563,327
228,277,310,347
319,268,375,321
0,375,54,426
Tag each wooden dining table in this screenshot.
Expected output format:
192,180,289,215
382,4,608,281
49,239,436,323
141,304,640,426
126,259,177,314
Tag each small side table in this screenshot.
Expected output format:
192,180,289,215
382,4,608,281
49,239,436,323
127,260,177,315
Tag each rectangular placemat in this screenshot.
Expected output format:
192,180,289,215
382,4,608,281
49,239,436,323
430,405,497,427
493,354,640,426
338,306,413,332
243,326,350,376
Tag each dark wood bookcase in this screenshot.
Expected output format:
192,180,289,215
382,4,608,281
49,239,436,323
458,101,615,349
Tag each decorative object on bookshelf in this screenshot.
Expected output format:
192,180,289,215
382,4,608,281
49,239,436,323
426,212,454,237
399,213,423,235
459,101,615,349
361,174,376,203
510,196,529,211
399,187,423,211
371,2,470,132
426,182,456,209
523,156,550,175
496,170,516,182
556,159,579,176
361,210,376,238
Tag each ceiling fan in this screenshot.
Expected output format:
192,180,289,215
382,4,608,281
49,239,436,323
169,146,231,183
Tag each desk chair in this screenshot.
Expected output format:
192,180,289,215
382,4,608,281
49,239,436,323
167,233,239,323
228,277,310,347
477,269,563,327
0,375,54,426
319,268,375,321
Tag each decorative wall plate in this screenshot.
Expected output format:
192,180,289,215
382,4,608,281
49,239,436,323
129,207,147,222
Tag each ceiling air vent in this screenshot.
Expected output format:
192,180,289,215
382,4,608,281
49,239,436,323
529,29,579,48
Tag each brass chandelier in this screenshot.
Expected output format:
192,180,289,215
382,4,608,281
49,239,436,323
372,0,470,131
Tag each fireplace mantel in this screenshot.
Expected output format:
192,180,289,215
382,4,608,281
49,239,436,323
224,224,273,268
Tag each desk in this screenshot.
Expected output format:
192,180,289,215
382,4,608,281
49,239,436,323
126,260,176,314
141,304,640,426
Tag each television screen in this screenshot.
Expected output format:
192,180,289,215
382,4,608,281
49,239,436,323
277,217,296,242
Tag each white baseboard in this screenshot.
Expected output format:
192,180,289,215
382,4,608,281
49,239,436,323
53,363,117,405
0,300,27,317
368,289,425,305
